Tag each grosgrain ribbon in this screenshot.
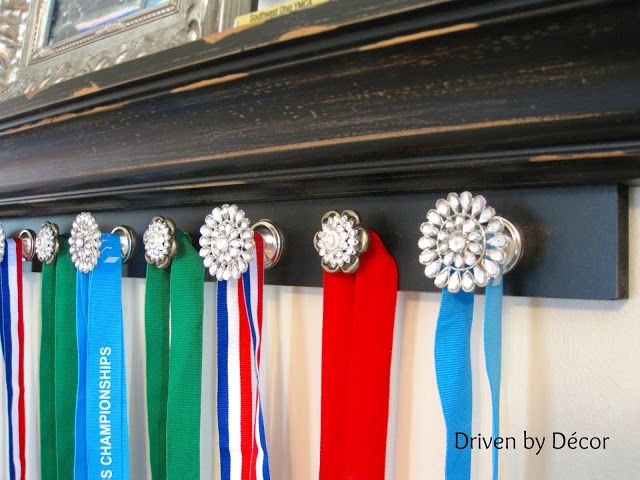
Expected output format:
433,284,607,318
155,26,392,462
145,230,204,480
40,257,57,479
434,278,504,480
484,280,503,480
319,231,398,480
0,240,26,480
55,235,78,480
217,233,271,480
86,233,129,480
75,234,130,480
75,261,89,480
144,262,170,480
166,231,204,480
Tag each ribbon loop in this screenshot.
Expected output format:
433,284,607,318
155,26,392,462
319,230,398,480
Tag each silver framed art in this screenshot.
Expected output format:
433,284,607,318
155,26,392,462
0,0,249,101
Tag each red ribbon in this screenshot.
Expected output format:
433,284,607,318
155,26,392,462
319,231,398,480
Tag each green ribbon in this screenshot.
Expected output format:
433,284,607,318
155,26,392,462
54,235,77,480
40,260,57,479
145,264,170,479
145,231,203,480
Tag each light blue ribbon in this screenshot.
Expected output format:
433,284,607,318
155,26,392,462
484,279,503,480
434,278,504,480
75,267,90,480
76,234,129,480
435,289,474,480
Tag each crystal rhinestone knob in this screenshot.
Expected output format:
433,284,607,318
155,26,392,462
0,222,5,263
419,192,523,293
199,204,256,281
144,216,177,269
35,222,60,264
314,209,369,274
70,212,102,273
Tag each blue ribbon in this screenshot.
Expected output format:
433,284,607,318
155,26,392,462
75,268,90,480
434,279,504,480
76,234,129,480
242,268,271,480
0,241,15,480
484,280,503,480
434,290,474,480
216,280,231,480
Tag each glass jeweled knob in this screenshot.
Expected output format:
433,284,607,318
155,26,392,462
419,192,522,293
144,216,177,269
70,212,102,273
314,209,369,274
199,204,283,281
35,222,60,264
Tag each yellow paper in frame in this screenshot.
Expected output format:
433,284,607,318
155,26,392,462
235,0,329,27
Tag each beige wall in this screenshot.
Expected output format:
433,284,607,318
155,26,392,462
7,188,640,479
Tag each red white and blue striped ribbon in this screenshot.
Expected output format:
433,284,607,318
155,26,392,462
217,233,270,480
0,239,26,480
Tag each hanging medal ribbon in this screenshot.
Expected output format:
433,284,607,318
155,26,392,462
419,191,521,480
37,222,62,480
314,211,398,480
55,234,78,480
144,263,169,480
39,259,56,480
198,205,273,480
165,230,204,480
143,218,204,480
0,238,26,480
70,214,130,480
215,234,271,480
143,217,172,480
75,250,90,480
484,280,503,480
86,233,130,480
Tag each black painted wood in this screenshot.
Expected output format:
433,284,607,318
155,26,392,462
0,0,639,215
2,186,627,300
0,1,632,300
0,0,598,125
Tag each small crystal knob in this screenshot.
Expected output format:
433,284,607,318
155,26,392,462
314,209,369,274
0,222,5,263
419,192,523,293
35,222,60,264
70,212,102,273
144,216,177,269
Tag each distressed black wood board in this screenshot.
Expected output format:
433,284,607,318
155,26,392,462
1,185,627,300
0,0,639,212
0,0,607,126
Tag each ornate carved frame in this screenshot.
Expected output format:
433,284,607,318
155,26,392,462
0,0,224,100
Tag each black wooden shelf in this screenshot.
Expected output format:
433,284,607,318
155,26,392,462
0,0,636,299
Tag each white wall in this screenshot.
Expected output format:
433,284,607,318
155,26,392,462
9,188,640,479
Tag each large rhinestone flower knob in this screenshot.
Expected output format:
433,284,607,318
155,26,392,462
144,216,177,269
419,192,522,292
36,222,60,264
314,210,369,274
0,222,5,263
69,212,102,273
199,204,255,281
